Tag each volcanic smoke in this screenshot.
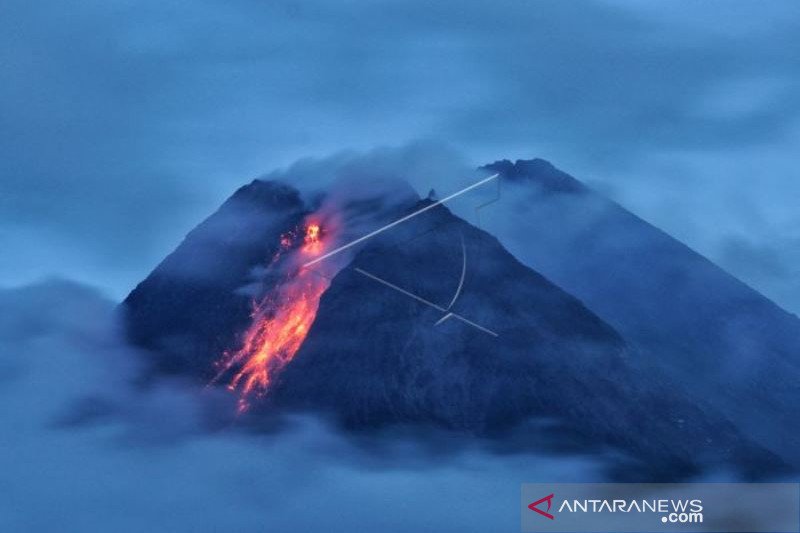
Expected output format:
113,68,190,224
212,216,336,413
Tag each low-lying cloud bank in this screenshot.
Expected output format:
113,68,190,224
0,280,603,532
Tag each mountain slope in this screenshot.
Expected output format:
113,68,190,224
268,198,781,477
121,176,786,478
478,158,800,464
123,180,306,376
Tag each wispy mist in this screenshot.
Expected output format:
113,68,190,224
0,281,603,532
2,0,798,312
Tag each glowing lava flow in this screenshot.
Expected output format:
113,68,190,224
213,221,331,413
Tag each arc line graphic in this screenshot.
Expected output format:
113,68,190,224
444,232,467,311
354,268,498,337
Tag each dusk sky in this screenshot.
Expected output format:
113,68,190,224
3,3,800,531
2,0,799,313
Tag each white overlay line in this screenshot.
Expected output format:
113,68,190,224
302,173,499,268
354,268,499,337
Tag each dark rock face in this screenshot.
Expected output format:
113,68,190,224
123,180,306,376
271,199,629,430
481,159,800,466
267,200,783,477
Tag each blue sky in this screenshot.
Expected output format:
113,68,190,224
2,0,799,313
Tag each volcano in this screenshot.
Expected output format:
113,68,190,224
122,162,794,479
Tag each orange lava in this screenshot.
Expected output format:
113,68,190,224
214,221,331,413
303,223,321,254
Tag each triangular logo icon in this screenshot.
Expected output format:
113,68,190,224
528,493,555,520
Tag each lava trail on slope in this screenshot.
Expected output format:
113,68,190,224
211,214,340,413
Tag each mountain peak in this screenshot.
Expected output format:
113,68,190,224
231,179,303,209
483,158,586,194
